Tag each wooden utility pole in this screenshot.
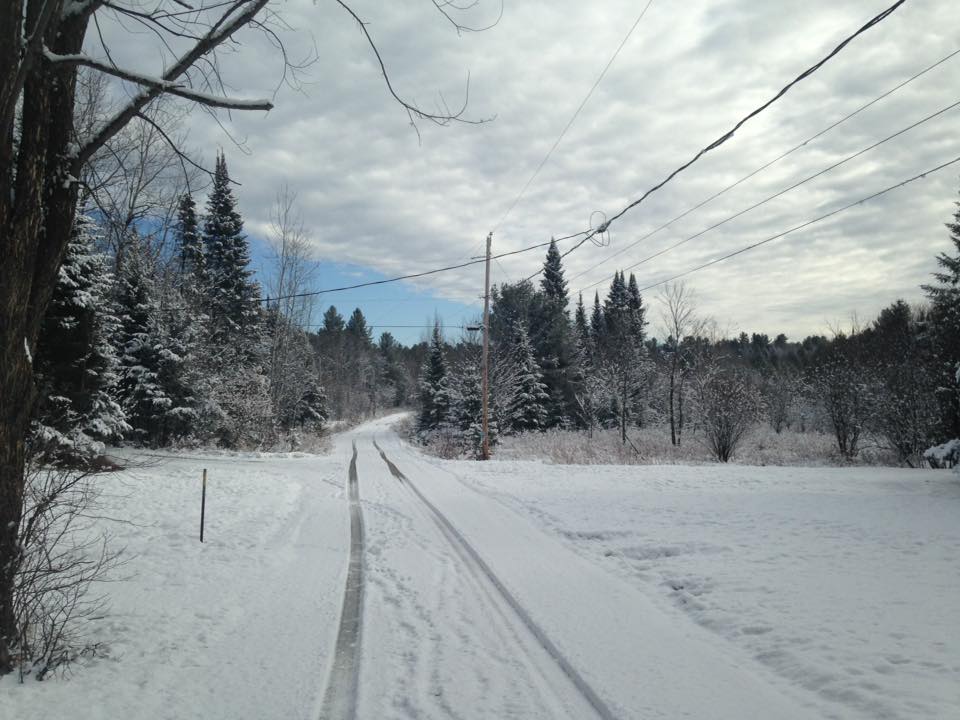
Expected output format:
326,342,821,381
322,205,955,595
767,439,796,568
481,232,492,460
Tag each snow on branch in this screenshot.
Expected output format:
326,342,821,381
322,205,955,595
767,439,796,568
74,0,272,170
44,49,272,111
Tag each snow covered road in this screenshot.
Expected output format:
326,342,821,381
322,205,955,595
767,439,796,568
353,418,817,719
4,415,957,719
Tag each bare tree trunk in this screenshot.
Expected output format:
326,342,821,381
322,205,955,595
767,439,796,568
669,364,677,446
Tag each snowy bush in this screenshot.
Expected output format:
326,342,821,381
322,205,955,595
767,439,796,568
923,438,960,469
495,424,875,467
699,369,763,462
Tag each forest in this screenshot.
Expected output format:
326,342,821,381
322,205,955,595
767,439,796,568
41,120,960,472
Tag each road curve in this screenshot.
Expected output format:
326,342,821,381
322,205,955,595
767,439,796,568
319,441,364,720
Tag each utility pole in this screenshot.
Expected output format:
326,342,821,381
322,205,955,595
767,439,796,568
481,232,492,460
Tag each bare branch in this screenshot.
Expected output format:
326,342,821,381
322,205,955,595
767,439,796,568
74,0,272,170
333,0,491,130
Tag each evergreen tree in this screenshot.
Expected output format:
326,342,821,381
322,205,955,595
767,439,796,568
202,152,260,347
418,323,451,431
346,307,373,346
114,246,172,444
596,270,650,440
590,291,604,348
293,375,327,429
449,355,490,458
114,244,195,445
33,210,128,460
923,183,960,438
604,271,630,339
540,238,568,308
538,238,572,427
574,293,590,350
507,321,549,432
627,273,648,343
322,305,346,332
175,192,204,284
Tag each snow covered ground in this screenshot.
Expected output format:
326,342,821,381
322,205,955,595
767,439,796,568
0,447,351,720
436,443,960,720
2,415,957,720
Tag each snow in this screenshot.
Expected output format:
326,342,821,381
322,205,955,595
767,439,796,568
3,416,957,719
434,447,960,720
1,447,350,720
924,438,960,467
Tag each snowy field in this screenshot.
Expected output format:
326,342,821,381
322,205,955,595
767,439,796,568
446,453,960,719
2,416,958,720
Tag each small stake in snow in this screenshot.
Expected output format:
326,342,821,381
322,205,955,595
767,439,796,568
200,468,207,543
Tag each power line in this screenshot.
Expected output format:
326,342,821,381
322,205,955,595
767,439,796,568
492,0,657,233
634,153,960,293
577,94,960,292
526,0,908,280
568,45,960,285
260,233,588,304
304,324,468,330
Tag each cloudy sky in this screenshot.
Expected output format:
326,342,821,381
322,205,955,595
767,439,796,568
101,0,959,342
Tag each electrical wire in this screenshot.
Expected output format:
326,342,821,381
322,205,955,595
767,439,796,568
525,0,908,281
634,153,960,293
492,0,657,233
259,233,584,303
567,45,960,285
577,94,960,292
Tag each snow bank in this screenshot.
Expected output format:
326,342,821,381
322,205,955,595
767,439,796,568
1,450,350,720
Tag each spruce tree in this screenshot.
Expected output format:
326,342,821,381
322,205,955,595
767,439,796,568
923,183,960,437
449,357,489,458
574,293,590,348
322,305,345,332
294,376,327,429
540,238,568,308
604,271,630,339
418,323,451,431
598,270,650,441
114,244,195,445
627,273,648,344
33,210,128,460
538,238,572,427
590,291,605,348
202,152,260,348
175,193,204,284
346,308,373,346
114,246,171,444
507,321,549,432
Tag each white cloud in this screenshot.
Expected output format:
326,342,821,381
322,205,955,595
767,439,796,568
92,0,960,338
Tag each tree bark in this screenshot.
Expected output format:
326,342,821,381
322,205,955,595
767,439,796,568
0,2,90,672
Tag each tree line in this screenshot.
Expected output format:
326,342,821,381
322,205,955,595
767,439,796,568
30,153,432,464
416,184,960,466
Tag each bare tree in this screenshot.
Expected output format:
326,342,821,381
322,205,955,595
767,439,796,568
0,0,490,673
264,185,321,426
657,282,705,447
13,457,125,680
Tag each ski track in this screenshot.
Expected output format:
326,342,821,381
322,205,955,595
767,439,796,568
319,441,364,720
371,438,618,720
355,430,599,719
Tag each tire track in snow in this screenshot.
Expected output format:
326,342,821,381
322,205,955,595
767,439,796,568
319,441,364,720
372,439,619,720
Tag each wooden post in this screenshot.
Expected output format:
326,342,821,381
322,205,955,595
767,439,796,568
200,468,207,543
481,232,492,460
